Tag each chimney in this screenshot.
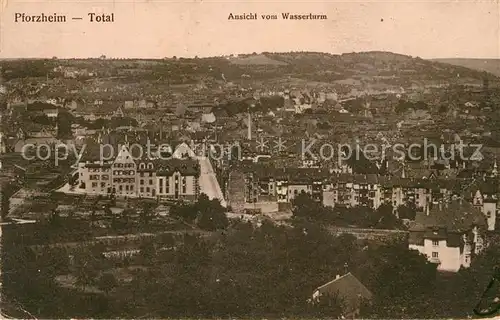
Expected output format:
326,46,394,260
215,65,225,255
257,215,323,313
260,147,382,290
247,112,252,141
425,204,430,216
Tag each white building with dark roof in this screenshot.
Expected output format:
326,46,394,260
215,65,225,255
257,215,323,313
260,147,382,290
408,201,487,272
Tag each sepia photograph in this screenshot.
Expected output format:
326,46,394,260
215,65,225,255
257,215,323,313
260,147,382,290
0,0,499,318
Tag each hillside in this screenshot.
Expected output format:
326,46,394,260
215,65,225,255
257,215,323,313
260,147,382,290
2,52,498,93
433,58,500,77
224,52,498,85
228,54,288,66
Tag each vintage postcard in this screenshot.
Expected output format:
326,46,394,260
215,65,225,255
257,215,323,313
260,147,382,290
0,0,499,318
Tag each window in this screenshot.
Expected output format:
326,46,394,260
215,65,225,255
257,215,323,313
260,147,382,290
432,240,439,247
149,180,153,185
487,211,492,218
146,187,150,192
147,163,153,169
130,185,133,191
140,187,144,192
140,180,144,185
139,163,145,169
92,182,98,188
432,252,439,258
100,182,106,188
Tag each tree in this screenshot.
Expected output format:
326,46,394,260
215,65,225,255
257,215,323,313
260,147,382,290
195,194,228,231
89,208,98,227
438,104,448,114
291,191,325,220
56,110,75,139
73,248,100,289
139,202,156,225
170,203,198,223
374,204,402,229
121,207,134,226
397,203,417,220
360,241,438,318
98,272,117,294
139,241,157,265
49,209,61,227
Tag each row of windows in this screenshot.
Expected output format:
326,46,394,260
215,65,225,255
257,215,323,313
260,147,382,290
139,179,154,185
139,163,154,169
91,182,107,188
113,170,135,175
90,174,111,180
114,163,135,168
139,172,154,177
118,185,134,191
88,168,110,173
113,178,135,183
159,185,187,194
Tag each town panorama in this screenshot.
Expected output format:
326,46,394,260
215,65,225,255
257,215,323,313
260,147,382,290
0,52,499,318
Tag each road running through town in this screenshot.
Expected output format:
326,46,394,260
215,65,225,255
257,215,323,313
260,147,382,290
197,156,227,207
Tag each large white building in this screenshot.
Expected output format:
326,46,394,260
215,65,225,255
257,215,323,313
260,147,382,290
408,201,487,272
77,143,200,200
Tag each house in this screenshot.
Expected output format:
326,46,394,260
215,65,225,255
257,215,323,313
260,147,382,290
124,100,134,109
408,200,487,272
468,181,497,231
187,103,214,114
43,108,59,119
311,272,373,318
76,142,200,200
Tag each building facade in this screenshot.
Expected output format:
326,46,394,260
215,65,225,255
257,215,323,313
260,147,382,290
408,201,487,272
241,164,498,230
77,144,200,200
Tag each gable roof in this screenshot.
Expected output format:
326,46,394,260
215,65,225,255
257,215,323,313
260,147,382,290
410,200,487,233
313,272,373,313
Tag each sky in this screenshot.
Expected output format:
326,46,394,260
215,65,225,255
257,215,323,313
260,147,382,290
0,0,499,59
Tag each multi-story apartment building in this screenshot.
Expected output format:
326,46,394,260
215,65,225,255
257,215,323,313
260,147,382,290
156,159,200,201
241,163,498,231
243,165,328,204
408,201,487,272
78,145,114,194
77,143,200,200
323,174,381,209
112,145,138,197
468,181,498,231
